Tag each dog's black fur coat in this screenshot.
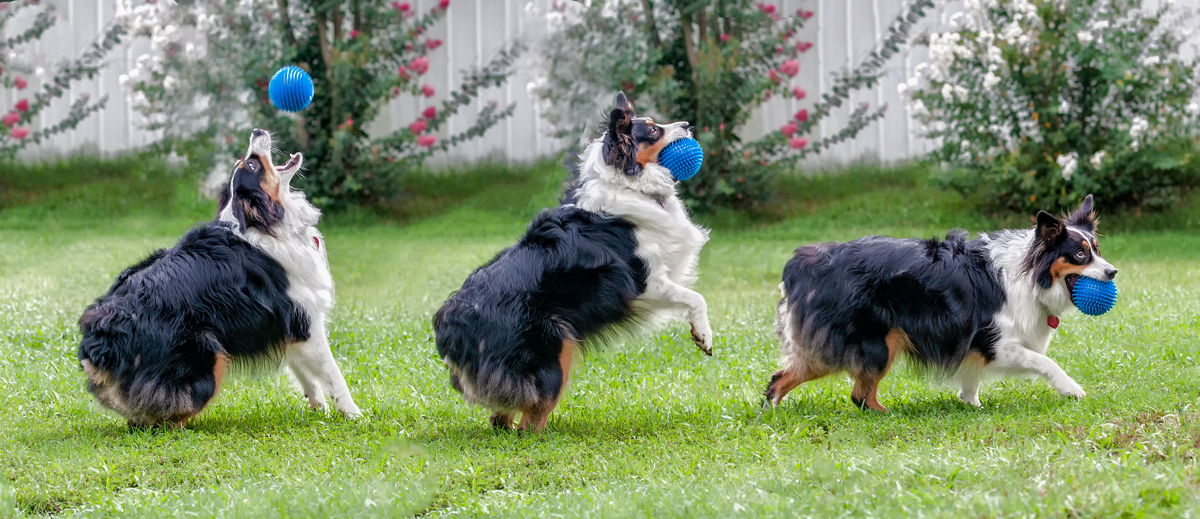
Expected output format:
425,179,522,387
433,205,648,412
780,232,1007,373
78,222,309,425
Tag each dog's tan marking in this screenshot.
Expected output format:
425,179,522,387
259,160,282,203
850,328,910,413
1049,257,1089,280
636,138,670,166
516,339,577,433
764,362,831,406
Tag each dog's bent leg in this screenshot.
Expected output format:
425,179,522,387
284,352,326,410
850,335,905,413
517,340,577,433
764,361,830,407
989,341,1085,399
287,320,363,418
640,276,713,355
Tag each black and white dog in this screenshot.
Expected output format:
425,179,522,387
766,195,1117,411
434,92,712,432
77,130,360,427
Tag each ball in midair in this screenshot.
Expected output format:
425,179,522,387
1071,276,1118,316
268,65,314,112
658,137,704,182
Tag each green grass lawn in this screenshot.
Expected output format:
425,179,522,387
1,158,1198,517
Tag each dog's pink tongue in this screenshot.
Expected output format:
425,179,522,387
1047,315,1060,329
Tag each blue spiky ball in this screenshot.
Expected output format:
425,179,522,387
658,137,704,181
268,65,314,112
1071,276,1118,316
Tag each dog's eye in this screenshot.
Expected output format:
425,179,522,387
1074,249,1086,260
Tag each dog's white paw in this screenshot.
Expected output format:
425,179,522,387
1057,380,1086,399
690,321,713,356
958,392,982,408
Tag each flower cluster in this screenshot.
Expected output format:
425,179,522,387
529,0,934,210
0,0,122,157
115,0,523,208
902,0,1200,211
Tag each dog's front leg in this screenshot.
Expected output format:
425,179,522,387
988,341,1085,399
641,277,713,355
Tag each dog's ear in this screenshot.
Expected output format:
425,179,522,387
603,92,642,177
1035,211,1065,245
231,184,284,235
1067,194,1097,233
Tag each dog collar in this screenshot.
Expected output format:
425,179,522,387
313,236,321,249
1047,315,1059,329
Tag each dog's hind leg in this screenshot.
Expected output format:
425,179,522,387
517,340,577,433
764,361,830,406
490,412,516,430
850,331,909,413
286,320,363,419
640,277,713,355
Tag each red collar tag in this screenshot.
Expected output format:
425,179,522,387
313,236,320,249
1047,315,1060,329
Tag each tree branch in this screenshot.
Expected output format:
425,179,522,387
638,0,663,51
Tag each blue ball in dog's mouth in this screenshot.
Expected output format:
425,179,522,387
658,137,704,182
1067,274,1118,316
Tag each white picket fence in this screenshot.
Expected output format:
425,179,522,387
3,0,1197,165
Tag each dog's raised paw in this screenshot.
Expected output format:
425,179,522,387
690,323,713,356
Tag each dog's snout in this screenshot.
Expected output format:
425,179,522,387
679,122,690,131
251,129,267,138
1105,268,1118,280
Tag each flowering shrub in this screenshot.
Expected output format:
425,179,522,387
117,0,522,208
530,0,934,210
901,0,1200,211
0,1,123,158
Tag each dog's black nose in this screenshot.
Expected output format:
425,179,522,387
251,129,266,138
679,122,690,130
1105,268,1118,280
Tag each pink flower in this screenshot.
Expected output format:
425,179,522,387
779,59,799,77
14,76,27,90
392,86,401,98
794,109,808,122
757,3,776,14
345,118,354,127
763,91,772,101
769,69,781,83
422,106,437,119
792,87,806,100
789,137,808,149
421,84,436,97
15,99,28,113
438,0,449,9
720,33,730,43
425,39,443,51
409,120,427,134
349,30,359,39
410,57,430,75
799,10,814,19
1,112,17,127
780,122,797,137
11,127,29,140
398,65,410,79
418,134,437,147
393,1,410,11
776,45,784,54
719,123,725,131
796,41,813,52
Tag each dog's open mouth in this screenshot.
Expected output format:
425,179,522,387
277,153,302,173
1065,273,1080,295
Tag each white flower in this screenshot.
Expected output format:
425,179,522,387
961,140,971,149
1089,151,1106,170
983,72,1000,90
1001,22,1024,43
1140,56,1161,67
34,67,45,76
132,91,148,106
163,76,177,91
942,83,955,102
909,99,930,118
1130,115,1149,139
985,45,1003,65
897,82,909,95
1077,30,1095,44
954,85,969,102
1090,20,1110,31
1186,102,1200,115
119,74,130,87
1058,99,1070,114
1056,152,1079,180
